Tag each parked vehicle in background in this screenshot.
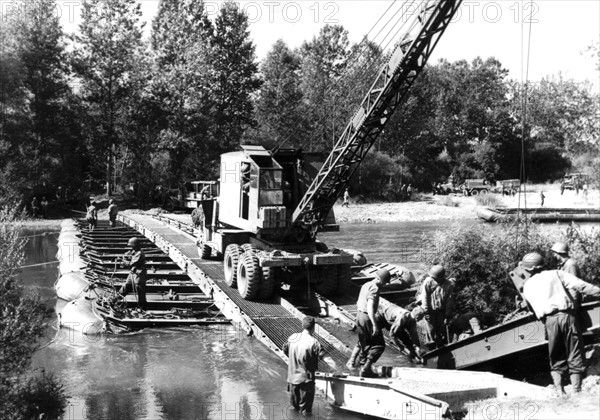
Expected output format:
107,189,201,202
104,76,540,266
164,181,219,211
492,179,520,195
562,173,588,191
460,179,491,196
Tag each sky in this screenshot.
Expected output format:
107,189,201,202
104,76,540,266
4,0,598,90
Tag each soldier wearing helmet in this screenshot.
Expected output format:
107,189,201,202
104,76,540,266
346,268,391,377
108,199,119,228
551,242,580,278
521,252,600,395
418,264,456,348
119,236,147,309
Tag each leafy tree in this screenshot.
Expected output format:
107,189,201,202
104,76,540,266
297,24,352,151
0,207,67,418
209,1,261,154
72,0,146,195
150,0,215,185
252,39,303,148
0,0,74,202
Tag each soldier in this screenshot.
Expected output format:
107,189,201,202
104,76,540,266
418,265,455,348
119,237,147,309
377,304,425,361
108,199,119,228
86,201,98,230
552,242,581,309
283,316,324,416
521,252,600,395
540,191,545,207
346,268,391,377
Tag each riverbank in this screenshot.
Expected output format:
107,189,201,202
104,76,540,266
335,188,600,223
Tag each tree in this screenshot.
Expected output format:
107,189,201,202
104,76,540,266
72,0,146,195
296,25,354,151
209,1,261,155
252,39,303,148
149,0,216,185
0,0,74,203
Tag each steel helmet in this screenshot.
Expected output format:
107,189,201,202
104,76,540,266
521,252,543,271
428,265,446,281
127,237,140,248
376,268,391,284
551,242,569,255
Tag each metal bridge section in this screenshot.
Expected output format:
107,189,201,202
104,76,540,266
117,213,357,371
292,0,463,232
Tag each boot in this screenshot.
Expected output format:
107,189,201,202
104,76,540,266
346,346,360,370
359,360,375,378
570,373,583,393
551,371,565,396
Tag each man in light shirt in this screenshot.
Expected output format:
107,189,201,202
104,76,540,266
283,316,324,416
346,268,391,377
521,252,600,395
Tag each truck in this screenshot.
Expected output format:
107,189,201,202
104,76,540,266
561,173,588,192
492,179,520,195
195,0,463,301
460,179,491,196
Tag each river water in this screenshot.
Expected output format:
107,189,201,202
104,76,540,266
19,219,579,419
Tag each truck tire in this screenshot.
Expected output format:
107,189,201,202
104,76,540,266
241,243,258,255
199,243,211,259
260,266,280,300
480,189,488,195
224,244,241,287
314,266,339,296
237,254,261,300
470,189,479,196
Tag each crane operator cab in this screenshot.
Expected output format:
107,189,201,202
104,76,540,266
219,145,287,233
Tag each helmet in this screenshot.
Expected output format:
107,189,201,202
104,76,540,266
521,252,543,271
551,242,569,255
127,237,140,248
376,268,391,284
411,306,425,321
428,265,446,281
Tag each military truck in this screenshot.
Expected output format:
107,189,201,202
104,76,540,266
460,179,491,196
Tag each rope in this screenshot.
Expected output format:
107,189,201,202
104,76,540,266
19,231,59,239
20,261,59,269
516,0,534,256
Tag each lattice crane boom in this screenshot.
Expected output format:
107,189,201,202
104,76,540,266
291,0,463,233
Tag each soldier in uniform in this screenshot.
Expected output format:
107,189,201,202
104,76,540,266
119,237,147,309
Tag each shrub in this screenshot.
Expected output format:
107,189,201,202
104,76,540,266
420,221,552,319
562,223,600,286
0,205,67,419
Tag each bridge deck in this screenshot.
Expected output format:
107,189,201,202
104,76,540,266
118,213,358,371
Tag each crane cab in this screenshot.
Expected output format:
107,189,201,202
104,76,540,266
218,145,288,234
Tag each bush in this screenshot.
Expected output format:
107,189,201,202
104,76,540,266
439,196,458,207
420,221,552,319
562,224,600,287
0,205,67,418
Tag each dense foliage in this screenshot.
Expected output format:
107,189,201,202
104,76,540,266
421,222,600,319
0,206,67,418
0,2,597,207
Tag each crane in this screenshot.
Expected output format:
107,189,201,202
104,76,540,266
195,0,463,301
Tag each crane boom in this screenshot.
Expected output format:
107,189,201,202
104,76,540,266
291,0,462,233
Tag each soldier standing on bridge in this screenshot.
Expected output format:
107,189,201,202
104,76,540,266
283,316,324,416
108,199,119,227
119,237,147,309
521,252,600,395
346,268,391,377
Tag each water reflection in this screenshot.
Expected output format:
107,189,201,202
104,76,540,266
23,227,352,419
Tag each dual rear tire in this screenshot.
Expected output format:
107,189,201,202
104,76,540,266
223,244,278,301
